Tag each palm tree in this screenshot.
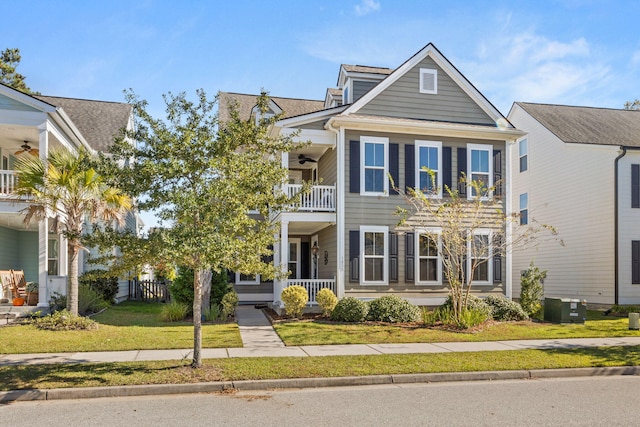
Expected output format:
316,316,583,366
13,147,131,315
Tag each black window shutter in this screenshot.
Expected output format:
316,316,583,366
228,270,236,284
632,164,640,208
389,143,399,195
405,232,415,282
405,144,415,192
301,242,310,280
389,232,398,282
493,149,502,197
443,146,452,192
457,147,467,195
633,241,640,284
493,235,502,283
350,140,360,193
349,230,360,282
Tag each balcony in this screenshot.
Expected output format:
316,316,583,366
0,170,16,197
284,184,335,212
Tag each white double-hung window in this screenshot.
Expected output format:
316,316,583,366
417,229,441,284
361,136,389,196
415,140,442,197
360,225,388,284
467,144,493,200
469,230,491,284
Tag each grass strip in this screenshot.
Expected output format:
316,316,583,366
1,345,639,391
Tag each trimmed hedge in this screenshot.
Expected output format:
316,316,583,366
367,295,420,323
485,294,528,321
330,297,369,322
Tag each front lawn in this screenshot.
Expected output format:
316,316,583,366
1,301,242,354
273,310,640,346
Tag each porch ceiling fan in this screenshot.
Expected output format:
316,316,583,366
15,141,39,156
298,154,317,164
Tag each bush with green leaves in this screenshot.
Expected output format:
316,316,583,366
316,288,338,317
520,262,547,317
159,301,189,322
31,309,98,331
204,304,222,321
438,294,492,329
485,294,528,321
78,283,110,315
422,307,438,326
80,270,119,304
169,267,233,314
441,294,493,319
330,297,369,322
367,295,420,323
221,291,239,320
281,285,309,318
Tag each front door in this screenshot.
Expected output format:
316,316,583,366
288,238,301,279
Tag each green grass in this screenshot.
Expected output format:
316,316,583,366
1,345,639,391
1,301,242,354
273,310,639,346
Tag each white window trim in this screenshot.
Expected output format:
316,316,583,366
235,272,260,285
467,229,492,285
419,68,438,94
520,193,528,225
519,138,528,173
416,227,442,285
360,136,389,196
467,143,493,201
343,80,352,104
288,237,301,279
415,140,442,198
360,225,388,285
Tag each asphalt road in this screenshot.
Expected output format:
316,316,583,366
3,376,640,426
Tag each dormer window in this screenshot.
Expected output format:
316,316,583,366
343,85,351,104
419,68,437,94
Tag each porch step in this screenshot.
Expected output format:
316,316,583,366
0,304,46,325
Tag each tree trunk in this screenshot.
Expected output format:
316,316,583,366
67,242,79,316
192,268,203,368
201,269,212,316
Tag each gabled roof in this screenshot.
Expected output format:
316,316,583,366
218,92,324,122
515,102,640,147
343,43,510,127
35,95,132,152
341,64,394,74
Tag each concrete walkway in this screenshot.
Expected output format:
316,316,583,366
235,305,285,348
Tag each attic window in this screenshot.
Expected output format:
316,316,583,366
419,68,437,94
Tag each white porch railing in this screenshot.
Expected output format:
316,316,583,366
0,170,16,196
284,184,335,212
286,278,336,304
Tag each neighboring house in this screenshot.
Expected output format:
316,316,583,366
509,102,640,305
0,83,141,306
220,43,525,307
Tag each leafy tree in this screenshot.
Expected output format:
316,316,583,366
395,173,559,323
107,89,298,368
1,48,35,94
624,99,640,110
519,261,547,317
13,147,131,315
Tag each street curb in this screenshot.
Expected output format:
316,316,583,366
2,367,639,403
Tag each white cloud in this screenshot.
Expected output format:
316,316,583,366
354,0,380,16
632,50,640,66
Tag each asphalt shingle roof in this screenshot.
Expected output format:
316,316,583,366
35,95,132,152
218,92,325,123
341,64,394,75
517,102,640,147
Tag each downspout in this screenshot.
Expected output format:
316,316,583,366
326,118,344,298
614,146,627,305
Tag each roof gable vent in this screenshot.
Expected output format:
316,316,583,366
419,68,437,95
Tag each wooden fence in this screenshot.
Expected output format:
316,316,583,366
129,278,170,303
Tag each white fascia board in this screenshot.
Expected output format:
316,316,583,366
0,85,56,113
327,116,525,141
280,128,336,147
344,43,508,126
276,106,347,128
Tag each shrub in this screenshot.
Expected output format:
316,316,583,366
78,283,110,316
31,309,98,330
49,292,66,312
422,307,438,326
316,288,338,317
281,285,309,318
438,295,492,329
485,295,529,321
520,262,546,317
367,295,420,323
442,294,493,319
330,297,369,322
221,291,239,320
457,307,491,329
80,270,119,304
169,267,233,313
204,304,222,321
159,301,189,322
211,270,233,306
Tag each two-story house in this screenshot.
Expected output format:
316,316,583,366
0,83,141,306
220,43,525,307
509,102,640,305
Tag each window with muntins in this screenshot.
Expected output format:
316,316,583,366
419,68,437,94
361,137,388,195
520,193,528,225
417,232,440,283
361,226,388,284
519,139,528,172
467,144,493,199
48,238,59,276
470,232,491,283
236,272,260,284
415,140,442,197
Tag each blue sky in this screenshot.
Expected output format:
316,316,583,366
3,0,639,228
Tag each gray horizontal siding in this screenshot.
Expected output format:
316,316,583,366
353,80,379,102
358,57,495,125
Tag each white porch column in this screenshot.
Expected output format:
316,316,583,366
59,234,68,277
37,125,49,307
336,127,345,298
274,220,289,306
505,138,514,299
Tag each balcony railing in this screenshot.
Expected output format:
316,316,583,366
0,170,16,196
284,184,335,212
286,278,336,305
